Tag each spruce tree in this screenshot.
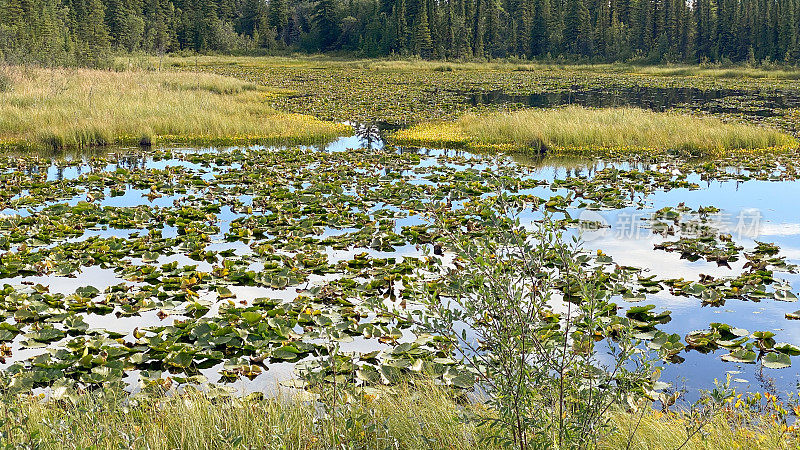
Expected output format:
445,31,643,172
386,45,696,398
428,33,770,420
268,0,289,35
564,0,591,55
313,0,339,50
412,1,433,56
79,0,111,65
530,0,550,55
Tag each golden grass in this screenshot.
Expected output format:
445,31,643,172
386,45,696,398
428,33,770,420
1,383,797,449
1,383,486,449
391,106,798,156
603,409,798,450
0,66,349,151
626,64,800,80
116,55,800,80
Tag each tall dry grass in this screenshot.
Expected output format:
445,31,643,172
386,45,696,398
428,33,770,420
627,64,800,80
0,66,348,150
391,106,797,155
0,383,486,449
117,55,800,80
0,383,796,449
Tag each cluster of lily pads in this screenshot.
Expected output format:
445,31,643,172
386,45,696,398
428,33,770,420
0,139,798,396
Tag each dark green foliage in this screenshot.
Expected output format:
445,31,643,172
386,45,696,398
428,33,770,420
1,0,799,65
312,0,339,50
267,0,288,35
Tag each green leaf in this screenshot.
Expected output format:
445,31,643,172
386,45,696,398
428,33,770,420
241,311,262,324
216,286,236,299
721,349,757,364
775,290,798,302
356,366,381,384
762,352,791,369
165,351,194,369
774,343,800,356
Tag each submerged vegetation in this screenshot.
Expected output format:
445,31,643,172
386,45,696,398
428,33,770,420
0,67,349,151
391,106,798,156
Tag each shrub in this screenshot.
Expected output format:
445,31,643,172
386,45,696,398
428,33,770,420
395,195,654,448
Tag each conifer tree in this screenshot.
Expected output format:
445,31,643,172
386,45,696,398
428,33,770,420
268,0,289,35
78,0,111,65
313,0,339,49
530,0,550,55
412,0,433,56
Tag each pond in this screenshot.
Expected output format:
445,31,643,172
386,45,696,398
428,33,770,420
0,128,798,403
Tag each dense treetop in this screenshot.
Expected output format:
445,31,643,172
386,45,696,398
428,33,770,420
0,0,798,65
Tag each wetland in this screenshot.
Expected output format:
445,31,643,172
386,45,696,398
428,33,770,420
1,56,800,448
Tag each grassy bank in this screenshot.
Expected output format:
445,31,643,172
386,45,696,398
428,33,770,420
0,383,795,449
391,106,798,156
0,66,349,151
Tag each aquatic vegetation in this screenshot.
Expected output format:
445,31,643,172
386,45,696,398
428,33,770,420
0,67,349,151
165,56,800,134
1,57,800,409
390,207,654,448
2,56,800,445
0,141,796,394
391,106,798,156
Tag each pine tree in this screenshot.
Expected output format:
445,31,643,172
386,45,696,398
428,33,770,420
144,0,171,52
717,0,737,58
2,0,24,30
564,0,591,55
483,0,502,57
632,0,652,53
472,0,485,57
595,0,610,57
390,0,408,53
695,0,713,60
2,0,800,65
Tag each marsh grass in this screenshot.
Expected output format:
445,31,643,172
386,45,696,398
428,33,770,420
625,64,800,80
119,55,800,80
603,409,798,450
391,106,798,156
0,383,795,449
0,382,487,449
0,67,349,151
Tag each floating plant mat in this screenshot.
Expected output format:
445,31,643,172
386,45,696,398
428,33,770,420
189,61,800,135
0,137,800,400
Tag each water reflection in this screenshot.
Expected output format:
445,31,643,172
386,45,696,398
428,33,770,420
463,86,800,119
5,128,800,400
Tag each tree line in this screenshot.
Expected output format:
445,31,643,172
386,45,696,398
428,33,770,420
1,0,799,65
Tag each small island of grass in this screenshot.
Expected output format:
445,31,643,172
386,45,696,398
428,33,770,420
391,106,798,157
